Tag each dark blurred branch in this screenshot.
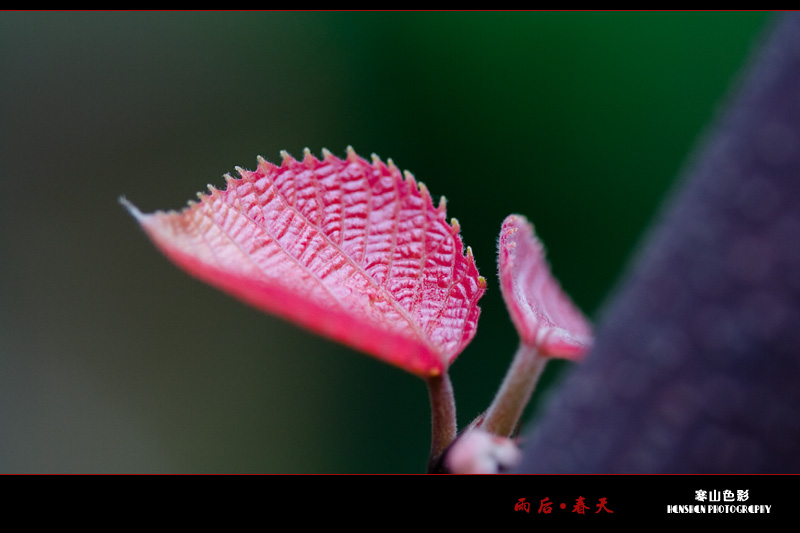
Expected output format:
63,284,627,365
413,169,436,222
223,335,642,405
516,13,800,473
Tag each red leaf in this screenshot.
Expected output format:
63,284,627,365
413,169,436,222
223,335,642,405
123,148,486,377
498,214,592,359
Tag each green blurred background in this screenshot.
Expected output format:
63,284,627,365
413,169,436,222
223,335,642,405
0,12,772,473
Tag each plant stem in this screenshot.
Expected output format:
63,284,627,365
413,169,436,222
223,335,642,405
426,372,457,467
482,343,547,437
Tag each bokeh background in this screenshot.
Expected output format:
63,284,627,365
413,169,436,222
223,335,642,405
0,12,772,473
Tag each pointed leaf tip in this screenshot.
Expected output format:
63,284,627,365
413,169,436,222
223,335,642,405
119,196,141,219
498,214,592,359
124,149,486,377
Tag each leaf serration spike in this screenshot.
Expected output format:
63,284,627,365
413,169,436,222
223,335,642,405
257,155,275,174
322,147,334,161
280,150,292,166
371,153,389,173
403,170,417,189
418,182,433,208
346,145,358,163
303,147,316,168
450,217,460,234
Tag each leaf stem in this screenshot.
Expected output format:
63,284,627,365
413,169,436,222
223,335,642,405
482,343,547,437
426,372,457,468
